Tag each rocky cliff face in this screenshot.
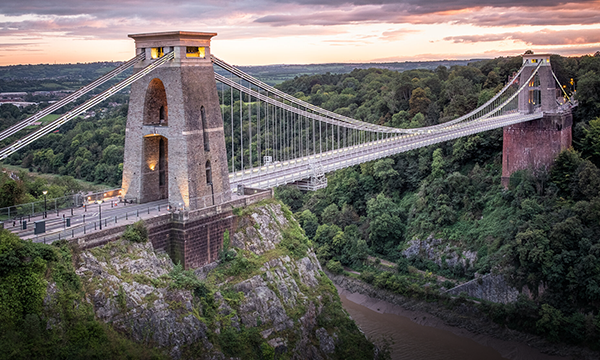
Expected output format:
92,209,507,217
76,240,207,355
444,274,520,304
403,235,477,271
75,201,377,359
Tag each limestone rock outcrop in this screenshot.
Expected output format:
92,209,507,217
74,201,370,359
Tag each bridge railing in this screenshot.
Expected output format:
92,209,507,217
31,201,167,244
0,188,122,222
33,188,274,245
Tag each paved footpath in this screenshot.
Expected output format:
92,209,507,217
5,197,169,244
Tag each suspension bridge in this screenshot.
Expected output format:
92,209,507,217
0,32,576,265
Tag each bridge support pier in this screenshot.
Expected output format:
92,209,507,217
501,112,572,187
501,53,573,187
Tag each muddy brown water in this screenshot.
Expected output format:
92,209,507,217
338,288,571,360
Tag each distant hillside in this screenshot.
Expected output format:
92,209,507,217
0,58,485,91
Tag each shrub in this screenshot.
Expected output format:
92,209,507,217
121,220,148,243
397,257,409,274
359,270,375,284
279,225,309,259
326,259,344,274
219,229,236,262
441,280,456,289
170,262,204,291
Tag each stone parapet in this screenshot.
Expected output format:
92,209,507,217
71,190,273,269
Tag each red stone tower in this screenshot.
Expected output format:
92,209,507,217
501,54,573,187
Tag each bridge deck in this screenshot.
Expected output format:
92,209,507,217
229,111,544,189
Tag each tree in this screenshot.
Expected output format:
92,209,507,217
409,87,431,118
550,148,582,196
483,71,500,89
576,71,600,120
580,117,600,167
0,180,24,208
373,158,398,181
275,186,305,212
366,193,404,255
102,144,124,166
314,224,341,247
430,148,446,179
298,210,319,239
321,203,340,226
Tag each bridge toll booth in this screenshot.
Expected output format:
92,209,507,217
502,54,573,187
121,31,231,210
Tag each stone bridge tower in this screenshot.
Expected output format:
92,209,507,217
122,31,231,209
501,54,573,186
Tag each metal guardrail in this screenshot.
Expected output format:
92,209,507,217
0,188,123,221
33,189,274,245
32,200,167,244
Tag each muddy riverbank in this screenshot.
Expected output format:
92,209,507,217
328,272,597,360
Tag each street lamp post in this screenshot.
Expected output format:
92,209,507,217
97,200,102,230
42,190,48,218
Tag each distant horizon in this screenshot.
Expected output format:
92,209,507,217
0,57,489,68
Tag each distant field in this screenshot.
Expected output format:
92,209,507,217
238,60,482,85
40,114,60,124
23,113,61,130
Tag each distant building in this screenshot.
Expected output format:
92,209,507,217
0,92,27,101
1,101,37,108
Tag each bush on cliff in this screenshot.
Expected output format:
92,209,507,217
326,259,344,274
121,220,148,243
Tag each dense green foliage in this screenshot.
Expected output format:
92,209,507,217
0,167,94,215
1,103,127,187
275,53,600,347
0,230,165,359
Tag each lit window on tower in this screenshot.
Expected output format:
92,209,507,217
151,47,164,59
186,47,206,58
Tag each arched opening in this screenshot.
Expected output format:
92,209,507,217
142,135,168,202
205,160,212,184
206,160,214,206
144,78,168,126
201,106,210,151
159,105,166,123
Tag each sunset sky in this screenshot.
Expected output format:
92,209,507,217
1,0,599,66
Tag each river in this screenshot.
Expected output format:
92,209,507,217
338,288,572,360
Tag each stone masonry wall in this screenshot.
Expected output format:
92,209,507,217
72,190,273,269
169,211,236,269
501,112,572,187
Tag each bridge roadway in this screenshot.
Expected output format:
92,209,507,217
11,198,169,244
229,111,544,190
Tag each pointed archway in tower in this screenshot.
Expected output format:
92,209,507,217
141,134,168,202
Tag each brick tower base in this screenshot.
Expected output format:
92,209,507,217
501,112,572,187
